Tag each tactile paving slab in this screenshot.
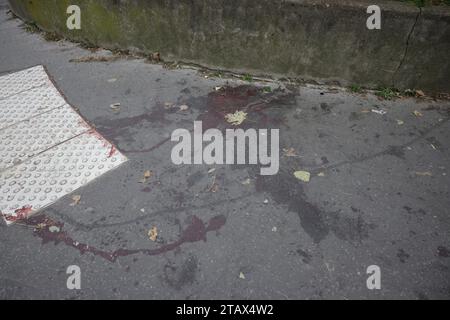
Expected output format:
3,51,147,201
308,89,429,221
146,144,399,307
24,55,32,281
0,65,51,100
0,131,127,224
0,84,66,130
0,105,90,171
0,66,127,224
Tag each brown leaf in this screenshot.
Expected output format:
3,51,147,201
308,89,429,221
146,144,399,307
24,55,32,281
283,148,299,157
210,184,219,193
208,175,219,193
140,170,153,183
150,52,161,62
70,195,81,206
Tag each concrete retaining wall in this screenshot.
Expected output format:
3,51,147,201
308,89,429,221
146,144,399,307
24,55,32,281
7,0,450,92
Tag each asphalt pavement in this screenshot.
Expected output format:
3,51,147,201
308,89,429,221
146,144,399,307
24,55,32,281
0,1,449,299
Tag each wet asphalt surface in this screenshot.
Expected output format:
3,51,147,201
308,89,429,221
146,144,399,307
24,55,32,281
0,2,449,299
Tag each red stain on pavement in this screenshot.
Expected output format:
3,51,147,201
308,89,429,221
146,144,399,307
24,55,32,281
22,214,226,262
108,145,117,158
1,206,34,223
198,85,289,130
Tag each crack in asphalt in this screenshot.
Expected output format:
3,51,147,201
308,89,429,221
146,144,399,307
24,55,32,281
300,116,450,173
46,193,255,231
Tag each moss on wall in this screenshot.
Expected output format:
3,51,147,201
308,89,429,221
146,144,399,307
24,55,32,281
8,0,450,92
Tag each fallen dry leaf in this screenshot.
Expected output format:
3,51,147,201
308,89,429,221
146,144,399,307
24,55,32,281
283,148,299,157
70,195,81,206
210,184,219,193
140,170,153,183
294,171,311,182
415,90,425,97
36,223,47,230
415,171,432,176
208,175,219,193
164,102,174,109
148,227,158,242
150,52,161,62
225,111,247,126
371,109,387,115
110,103,121,112
413,110,423,117
178,104,189,111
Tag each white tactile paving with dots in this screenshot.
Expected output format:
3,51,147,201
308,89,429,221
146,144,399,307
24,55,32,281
0,105,90,171
0,65,51,99
0,84,66,130
0,66,127,225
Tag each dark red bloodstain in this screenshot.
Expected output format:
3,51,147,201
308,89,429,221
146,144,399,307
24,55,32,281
95,85,293,154
21,214,226,263
198,85,290,130
1,206,34,223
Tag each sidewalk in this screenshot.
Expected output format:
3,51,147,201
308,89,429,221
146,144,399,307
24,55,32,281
0,2,449,299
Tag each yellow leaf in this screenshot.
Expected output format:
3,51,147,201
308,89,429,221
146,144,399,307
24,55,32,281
225,111,247,126
294,171,311,182
415,171,432,176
